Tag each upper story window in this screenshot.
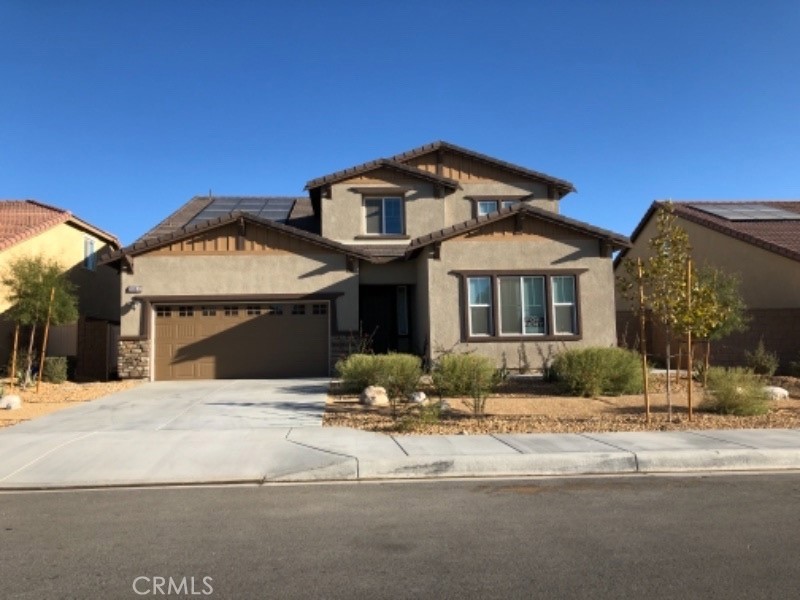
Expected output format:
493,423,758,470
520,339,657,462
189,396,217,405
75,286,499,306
83,237,96,271
475,199,520,217
365,196,404,235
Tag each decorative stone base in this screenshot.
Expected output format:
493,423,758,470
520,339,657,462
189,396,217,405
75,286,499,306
118,339,150,379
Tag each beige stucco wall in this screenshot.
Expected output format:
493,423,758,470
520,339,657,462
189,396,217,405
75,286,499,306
358,260,417,285
446,180,556,226
322,177,442,243
0,222,119,318
120,252,359,337
425,234,616,369
615,215,800,309
321,173,561,245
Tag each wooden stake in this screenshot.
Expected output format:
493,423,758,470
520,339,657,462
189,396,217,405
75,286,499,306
637,258,650,424
36,287,56,393
686,257,693,421
10,324,19,391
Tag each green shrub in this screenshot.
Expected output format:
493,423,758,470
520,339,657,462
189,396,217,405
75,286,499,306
335,352,422,416
550,347,643,397
377,353,422,415
42,356,68,384
432,353,498,415
744,339,779,377
789,352,800,378
335,353,386,392
702,367,770,416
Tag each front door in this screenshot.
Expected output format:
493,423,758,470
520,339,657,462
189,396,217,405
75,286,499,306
358,285,411,354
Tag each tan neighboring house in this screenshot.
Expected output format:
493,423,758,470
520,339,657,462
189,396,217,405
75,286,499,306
615,200,800,370
0,200,121,380
104,141,629,381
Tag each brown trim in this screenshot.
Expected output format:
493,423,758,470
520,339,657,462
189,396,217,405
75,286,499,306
349,186,411,196
305,158,459,191
456,270,584,343
354,235,410,240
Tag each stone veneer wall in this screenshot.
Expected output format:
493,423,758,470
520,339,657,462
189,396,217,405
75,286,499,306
118,339,150,379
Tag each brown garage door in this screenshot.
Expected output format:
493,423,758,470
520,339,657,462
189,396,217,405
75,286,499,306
154,302,329,380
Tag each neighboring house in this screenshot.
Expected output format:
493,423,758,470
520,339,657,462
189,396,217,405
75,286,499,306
104,141,629,381
0,200,121,380
615,200,800,370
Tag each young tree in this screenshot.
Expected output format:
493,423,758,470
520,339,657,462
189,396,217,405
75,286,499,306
2,256,78,385
642,203,691,418
680,265,748,385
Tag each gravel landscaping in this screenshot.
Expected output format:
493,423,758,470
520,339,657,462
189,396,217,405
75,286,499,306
325,375,800,434
0,379,142,428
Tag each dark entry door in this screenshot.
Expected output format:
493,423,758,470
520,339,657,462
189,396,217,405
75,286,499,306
359,285,410,354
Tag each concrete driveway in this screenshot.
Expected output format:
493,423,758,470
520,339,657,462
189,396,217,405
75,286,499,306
10,379,329,433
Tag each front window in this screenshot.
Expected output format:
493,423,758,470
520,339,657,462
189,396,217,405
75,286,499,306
552,275,577,334
365,197,403,235
464,274,578,339
468,277,493,336
499,276,546,335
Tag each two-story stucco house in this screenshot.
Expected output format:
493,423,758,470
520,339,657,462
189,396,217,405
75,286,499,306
0,200,121,380
104,142,629,381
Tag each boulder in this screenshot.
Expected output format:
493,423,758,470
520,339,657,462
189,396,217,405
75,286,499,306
360,386,389,407
763,386,789,400
409,391,428,405
1,395,22,410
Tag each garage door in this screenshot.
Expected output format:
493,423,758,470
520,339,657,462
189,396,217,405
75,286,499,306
154,302,329,380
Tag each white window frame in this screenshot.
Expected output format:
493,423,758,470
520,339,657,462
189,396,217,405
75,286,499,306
551,275,578,335
476,200,499,216
83,237,96,271
364,196,404,235
497,276,546,337
467,276,494,336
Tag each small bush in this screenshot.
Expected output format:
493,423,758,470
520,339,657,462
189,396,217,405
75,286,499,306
335,353,386,392
432,353,498,415
550,347,643,397
42,356,68,383
744,339,779,377
702,367,770,416
789,352,800,378
378,353,423,415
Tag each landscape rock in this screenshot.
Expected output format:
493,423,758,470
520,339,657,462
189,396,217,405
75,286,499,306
1,395,22,410
763,386,789,400
360,386,389,407
410,391,428,405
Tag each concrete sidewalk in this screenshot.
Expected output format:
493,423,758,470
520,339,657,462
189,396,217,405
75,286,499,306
1,426,799,489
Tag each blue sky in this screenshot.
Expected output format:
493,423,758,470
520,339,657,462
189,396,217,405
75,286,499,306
3,1,799,245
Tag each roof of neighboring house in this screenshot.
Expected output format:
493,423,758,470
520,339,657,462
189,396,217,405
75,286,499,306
389,140,577,194
618,200,800,265
304,158,460,191
407,203,630,253
132,195,318,247
0,199,120,252
102,210,370,265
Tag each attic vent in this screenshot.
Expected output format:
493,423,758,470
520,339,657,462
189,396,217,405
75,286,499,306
692,203,800,221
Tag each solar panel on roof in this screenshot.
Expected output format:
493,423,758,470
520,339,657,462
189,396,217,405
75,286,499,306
692,203,800,221
185,197,297,227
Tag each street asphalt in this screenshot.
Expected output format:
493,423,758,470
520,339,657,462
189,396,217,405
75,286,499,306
1,379,799,488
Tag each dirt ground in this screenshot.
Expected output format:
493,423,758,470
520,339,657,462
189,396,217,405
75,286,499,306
0,379,142,428
325,375,800,434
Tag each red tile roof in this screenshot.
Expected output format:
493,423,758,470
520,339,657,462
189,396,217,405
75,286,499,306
0,200,120,252
620,200,800,265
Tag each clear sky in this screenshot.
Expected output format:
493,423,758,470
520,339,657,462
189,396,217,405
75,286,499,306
3,1,799,245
